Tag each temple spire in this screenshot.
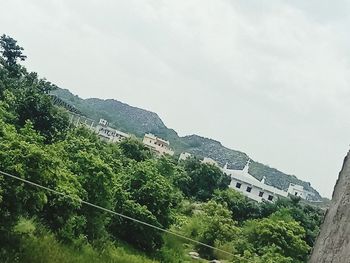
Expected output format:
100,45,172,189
242,159,251,174
223,163,228,170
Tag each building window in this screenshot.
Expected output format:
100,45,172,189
259,191,264,197
235,182,241,189
268,195,273,201
295,192,298,196
246,186,252,193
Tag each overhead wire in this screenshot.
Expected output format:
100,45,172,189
0,169,235,257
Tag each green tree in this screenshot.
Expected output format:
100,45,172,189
0,36,69,142
110,195,164,252
156,156,191,194
109,159,180,251
231,248,293,263
240,210,310,262
119,137,152,161
0,121,82,250
121,160,178,228
182,201,239,259
0,34,26,75
258,197,323,246
212,189,261,223
181,158,230,201
15,88,69,142
61,129,116,241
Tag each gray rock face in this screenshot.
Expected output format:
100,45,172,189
309,151,350,263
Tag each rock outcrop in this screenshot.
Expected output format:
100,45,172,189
309,150,350,263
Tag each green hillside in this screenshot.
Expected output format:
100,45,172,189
52,88,321,200
0,34,324,263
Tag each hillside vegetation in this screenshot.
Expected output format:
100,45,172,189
0,35,324,262
53,88,321,200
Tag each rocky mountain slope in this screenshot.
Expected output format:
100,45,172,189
53,88,322,200
309,151,350,262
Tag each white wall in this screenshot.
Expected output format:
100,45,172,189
230,179,276,202
143,135,174,156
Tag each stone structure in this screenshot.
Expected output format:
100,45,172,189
98,118,108,126
287,183,315,201
143,133,174,156
179,152,192,161
309,151,350,263
69,112,95,129
95,119,130,143
202,157,219,166
225,160,288,202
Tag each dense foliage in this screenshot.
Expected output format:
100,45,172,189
0,35,324,262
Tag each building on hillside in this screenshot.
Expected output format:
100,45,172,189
143,133,174,156
202,157,219,166
69,112,95,129
287,183,315,200
95,119,130,143
179,152,192,161
224,160,288,202
98,118,108,126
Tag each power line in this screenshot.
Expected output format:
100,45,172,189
0,169,235,257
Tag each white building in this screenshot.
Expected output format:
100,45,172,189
143,133,174,156
98,118,108,126
224,160,288,202
179,152,192,161
95,119,130,143
69,113,95,129
287,183,315,200
202,157,219,166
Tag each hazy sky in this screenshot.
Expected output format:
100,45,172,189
1,0,350,198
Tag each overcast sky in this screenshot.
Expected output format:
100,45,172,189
1,0,350,198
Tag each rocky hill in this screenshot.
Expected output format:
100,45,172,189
52,88,322,200
309,151,350,262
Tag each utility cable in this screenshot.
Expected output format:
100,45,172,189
0,169,235,257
